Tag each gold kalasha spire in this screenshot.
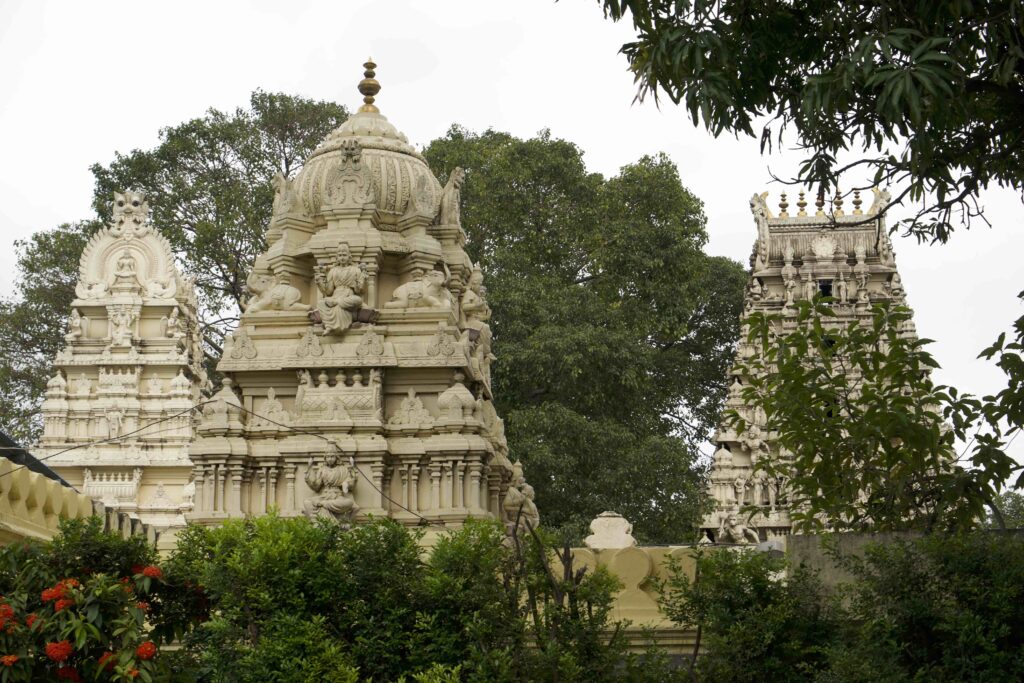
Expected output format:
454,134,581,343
358,58,381,113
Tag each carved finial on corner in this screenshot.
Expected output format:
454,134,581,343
358,58,380,113
833,186,844,216
797,190,808,216
778,192,789,218
815,188,825,216
852,189,863,215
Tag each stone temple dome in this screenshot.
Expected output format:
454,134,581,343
294,60,443,221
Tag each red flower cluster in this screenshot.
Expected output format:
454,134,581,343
0,601,15,630
25,613,38,629
128,669,140,678
98,651,116,671
136,601,149,611
41,585,66,603
135,641,157,660
56,666,82,682
0,654,18,666
54,598,74,612
141,565,163,579
41,579,79,604
45,640,73,662
130,565,144,575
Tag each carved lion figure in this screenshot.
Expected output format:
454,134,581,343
243,271,308,313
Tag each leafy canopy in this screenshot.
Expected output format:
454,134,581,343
735,300,1022,532
424,127,747,541
600,0,1024,242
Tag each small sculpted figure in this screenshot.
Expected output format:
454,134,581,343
244,271,308,313
438,167,465,226
503,461,540,536
459,265,495,387
749,192,770,270
718,513,760,545
733,475,747,505
303,451,359,527
385,268,452,310
834,272,850,303
314,244,367,334
112,249,139,287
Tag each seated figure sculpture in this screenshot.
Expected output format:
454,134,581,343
502,461,540,537
303,450,359,527
717,512,760,545
314,243,368,334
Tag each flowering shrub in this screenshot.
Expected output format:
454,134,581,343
0,519,177,682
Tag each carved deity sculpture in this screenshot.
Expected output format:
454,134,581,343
314,244,367,335
438,166,465,227
459,264,495,388
732,476,747,506
162,306,181,338
503,461,540,536
107,409,124,439
834,272,850,304
112,249,139,288
66,309,86,342
303,451,359,527
385,268,452,309
109,310,135,346
718,513,760,545
749,192,770,270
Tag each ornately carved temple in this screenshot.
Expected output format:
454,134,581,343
35,63,916,548
702,188,915,541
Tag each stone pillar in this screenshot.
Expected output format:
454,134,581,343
269,468,278,510
410,465,420,512
227,466,243,515
285,464,297,513
193,466,206,513
429,463,442,512
468,462,482,512
453,459,465,509
370,462,385,510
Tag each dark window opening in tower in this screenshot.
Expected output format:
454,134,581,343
819,279,833,298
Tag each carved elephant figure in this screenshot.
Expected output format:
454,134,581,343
243,271,307,312
384,270,452,309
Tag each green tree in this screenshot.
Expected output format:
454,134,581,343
736,301,1020,531
599,0,1024,241
423,127,747,542
988,489,1024,529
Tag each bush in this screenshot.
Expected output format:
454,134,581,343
661,548,837,682
0,518,176,682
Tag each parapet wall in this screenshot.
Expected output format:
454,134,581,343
573,545,698,655
0,458,159,546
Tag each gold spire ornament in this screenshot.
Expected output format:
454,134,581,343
778,192,789,217
797,190,808,216
358,59,381,113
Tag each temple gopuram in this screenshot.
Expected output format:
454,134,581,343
187,62,519,537
703,187,917,541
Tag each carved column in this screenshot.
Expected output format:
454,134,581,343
370,462,385,510
410,464,420,512
285,463,297,513
227,466,243,515
269,468,279,510
468,462,482,513
398,465,409,511
453,459,465,508
192,466,205,513
429,463,442,512
260,467,270,513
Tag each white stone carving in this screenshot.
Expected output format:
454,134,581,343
314,243,368,335
384,268,452,310
583,511,637,550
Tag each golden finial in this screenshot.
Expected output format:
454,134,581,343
833,186,844,216
815,188,825,216
852,189,863,215
358,58,381,113
778,192,789,218
797,190,808,216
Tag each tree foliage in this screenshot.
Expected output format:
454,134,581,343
735,301,1021,532
663,534,1024,682
600,0,1024,241
423,127,747,541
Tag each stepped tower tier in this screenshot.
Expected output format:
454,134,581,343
703,187,916,541
38,191,206,537
189,61,517,536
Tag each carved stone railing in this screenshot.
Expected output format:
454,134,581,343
83,467,143,507
572,546,699,655
0,458,158,546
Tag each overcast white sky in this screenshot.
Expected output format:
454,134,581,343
2,0,1022,460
